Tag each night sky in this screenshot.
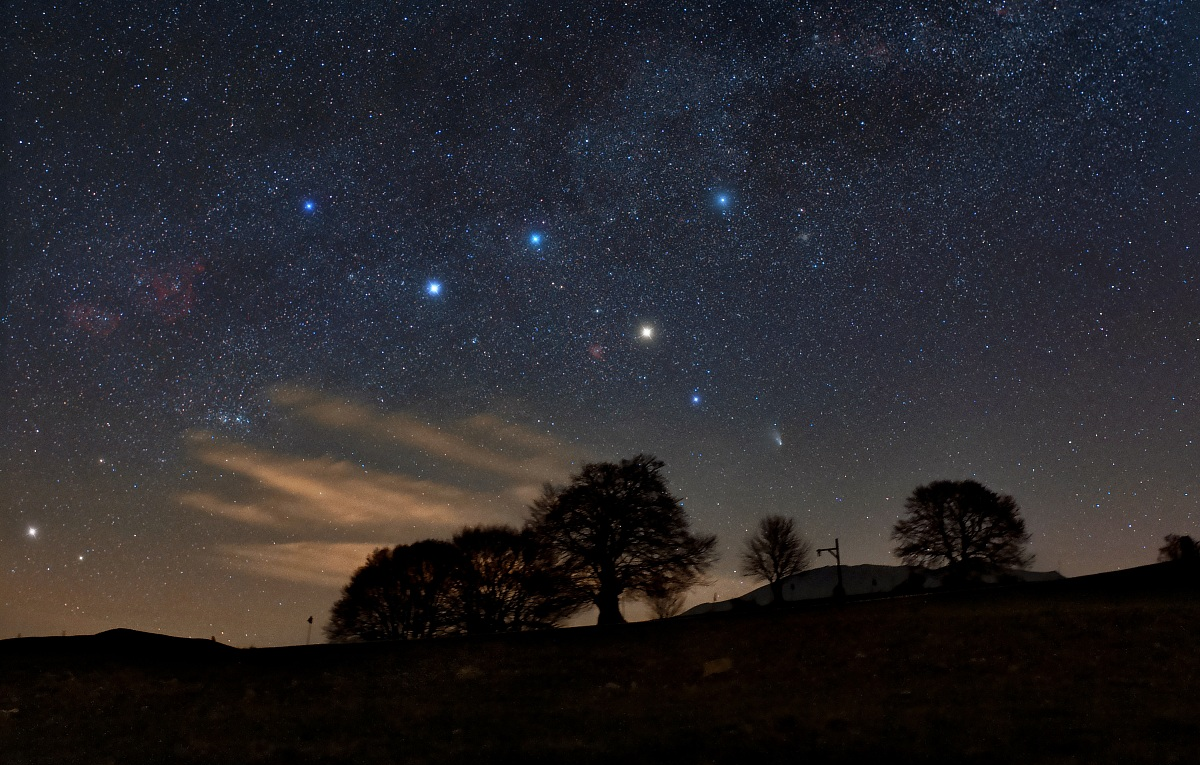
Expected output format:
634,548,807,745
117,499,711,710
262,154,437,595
5,1,1198,646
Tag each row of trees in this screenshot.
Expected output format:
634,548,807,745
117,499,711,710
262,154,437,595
326,528,580,641
327,455,718,641
736,479,1036,597
328,453,1192,642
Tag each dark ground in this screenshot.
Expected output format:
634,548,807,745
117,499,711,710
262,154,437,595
3,562,1198,764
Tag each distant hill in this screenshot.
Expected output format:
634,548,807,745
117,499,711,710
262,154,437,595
0,627,234,662
684,563,1065,615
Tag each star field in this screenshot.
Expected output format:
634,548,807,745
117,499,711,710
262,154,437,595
4,1,1198,645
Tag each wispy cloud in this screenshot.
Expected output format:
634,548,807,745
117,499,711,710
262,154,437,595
184,435,510,531
181,388,590,585
219,542,386,588
219,543,728,614
179,491,284,528
268,386,582,484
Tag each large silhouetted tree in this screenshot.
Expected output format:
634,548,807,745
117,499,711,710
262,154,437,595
891,479,1032,580
528,454,718,625
740,515,813,605
325,540,463,642
453,525,587,633
1159,534,1199,563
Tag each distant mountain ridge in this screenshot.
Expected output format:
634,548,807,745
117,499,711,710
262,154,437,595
684,563,1065,616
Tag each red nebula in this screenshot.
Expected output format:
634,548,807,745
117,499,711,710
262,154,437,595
587,342,605,361
135,258,206,323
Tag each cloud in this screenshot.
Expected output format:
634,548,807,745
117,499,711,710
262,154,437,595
180,390,592,586
184,433,520,533
219,542,385,588
179,491,283,527
267,386,583,484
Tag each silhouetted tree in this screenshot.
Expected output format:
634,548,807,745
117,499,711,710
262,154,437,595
452,525,587,632
326,540,464,642
1158,534,1199,563
644,587,689,619
740,515,813,605
528,454,718,625
891,480,1032,580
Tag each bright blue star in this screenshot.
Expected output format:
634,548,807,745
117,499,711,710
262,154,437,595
691,389,702,406
529,232,543,247
303,199,317,213
426,281,442,296
715,193,731,208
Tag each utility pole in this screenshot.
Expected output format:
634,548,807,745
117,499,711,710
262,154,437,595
817,538,845,599
306,616,314,645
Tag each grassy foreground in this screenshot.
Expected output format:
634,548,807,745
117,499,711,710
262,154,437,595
3,564,1198,764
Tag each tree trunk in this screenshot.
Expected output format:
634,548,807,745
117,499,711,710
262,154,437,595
595,584,625,625
770,579,784,606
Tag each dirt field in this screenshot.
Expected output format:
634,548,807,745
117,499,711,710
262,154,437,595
3,563,1198,764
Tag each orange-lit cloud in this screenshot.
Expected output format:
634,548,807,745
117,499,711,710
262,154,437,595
219,542,385,588
268,386,582,484
181,389,592,585
184,434,522,533
179,492,283,528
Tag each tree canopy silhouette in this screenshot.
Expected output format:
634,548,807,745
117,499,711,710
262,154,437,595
453,525,586,633
327,527,584,642
740,514,813,605
326,540,463,642
1158,534,1198,563
528,454,717,625
891,479,1032,579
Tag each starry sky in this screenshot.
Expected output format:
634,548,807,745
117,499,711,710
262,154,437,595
5,1,1198,646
